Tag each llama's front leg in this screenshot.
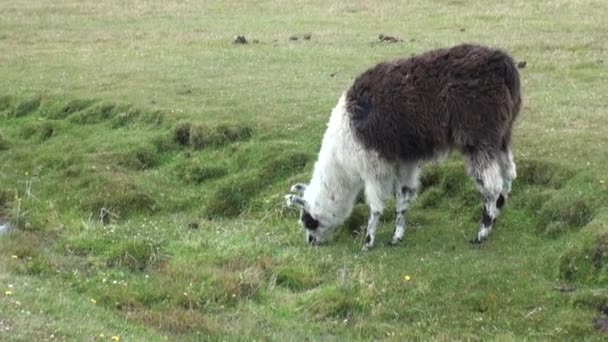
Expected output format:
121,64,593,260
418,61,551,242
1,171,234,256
390,186,416,245
362,211,382,251
468,156,505,244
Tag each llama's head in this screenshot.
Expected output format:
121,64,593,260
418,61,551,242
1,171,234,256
284,183,339,245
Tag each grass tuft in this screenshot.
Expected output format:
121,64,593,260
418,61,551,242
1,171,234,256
12,95,41,117
0,95,13,115
189,124,207,150
305,286,367,319
68,102,123,124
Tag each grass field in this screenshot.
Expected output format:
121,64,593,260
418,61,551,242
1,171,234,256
1,0,608,340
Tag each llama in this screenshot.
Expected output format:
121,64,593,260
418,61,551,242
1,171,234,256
285,44,521,250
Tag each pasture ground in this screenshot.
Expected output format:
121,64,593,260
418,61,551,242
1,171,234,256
1,0,607,340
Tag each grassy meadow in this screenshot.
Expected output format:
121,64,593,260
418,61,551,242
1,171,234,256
1,0,608,340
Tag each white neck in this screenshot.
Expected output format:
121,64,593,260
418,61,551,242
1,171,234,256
303,94,362,227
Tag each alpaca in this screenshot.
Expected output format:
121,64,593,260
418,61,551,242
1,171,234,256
286,44,521,250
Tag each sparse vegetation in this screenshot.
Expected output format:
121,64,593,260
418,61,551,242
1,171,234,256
0,0,607,340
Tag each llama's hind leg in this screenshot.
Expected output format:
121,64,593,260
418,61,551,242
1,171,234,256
390,162,420,245
467,152,505,244
498,148,516,197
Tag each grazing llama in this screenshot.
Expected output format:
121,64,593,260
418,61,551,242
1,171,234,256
286,44,521,250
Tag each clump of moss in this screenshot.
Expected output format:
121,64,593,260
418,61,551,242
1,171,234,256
517,159,575,188
12,95,41,117
106,240,159,272
118,146,159,170
173,121,191,146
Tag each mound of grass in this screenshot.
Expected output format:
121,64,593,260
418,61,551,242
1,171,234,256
152,134,179,154
205,150,311,218
175,160,227,184
173,121,191,146
78,175,157,220
106,240,160,272
45,98,97,119
68,102,128,124
559,219,608,284
0,231,56,276
537,193,595,235
190,123,254,150
118,146,159,170
18,121,55,141
517,159,575,188
109,107,163,128
12,95,41,117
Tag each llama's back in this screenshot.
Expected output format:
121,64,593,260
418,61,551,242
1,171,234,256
346,44,521,161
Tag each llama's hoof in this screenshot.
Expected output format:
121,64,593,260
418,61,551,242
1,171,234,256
389,238,402,246
470,237,484,245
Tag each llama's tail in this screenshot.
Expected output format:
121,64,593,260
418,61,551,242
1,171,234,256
504,57,522,119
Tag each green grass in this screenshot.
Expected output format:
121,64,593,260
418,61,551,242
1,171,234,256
1,0,608,340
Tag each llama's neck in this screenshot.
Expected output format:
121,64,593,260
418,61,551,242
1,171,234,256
304,94,362,226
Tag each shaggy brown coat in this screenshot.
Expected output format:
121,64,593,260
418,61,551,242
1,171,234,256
346,44,521,162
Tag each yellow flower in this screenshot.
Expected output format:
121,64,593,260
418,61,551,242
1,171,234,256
111,336,120,342
5,290,12,295
11,255,18,259
90,298,97,304
404,275,411,282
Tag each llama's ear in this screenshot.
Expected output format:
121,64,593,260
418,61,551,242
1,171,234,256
285,194,308,209
290,183,308,194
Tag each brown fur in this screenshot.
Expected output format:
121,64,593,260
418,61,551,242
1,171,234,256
346,44,521,163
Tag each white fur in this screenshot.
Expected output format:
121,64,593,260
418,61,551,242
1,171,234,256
302,93,410,242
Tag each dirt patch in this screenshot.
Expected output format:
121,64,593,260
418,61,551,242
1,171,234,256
593,316,608,332
378,34,403,43
233,35,248,44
